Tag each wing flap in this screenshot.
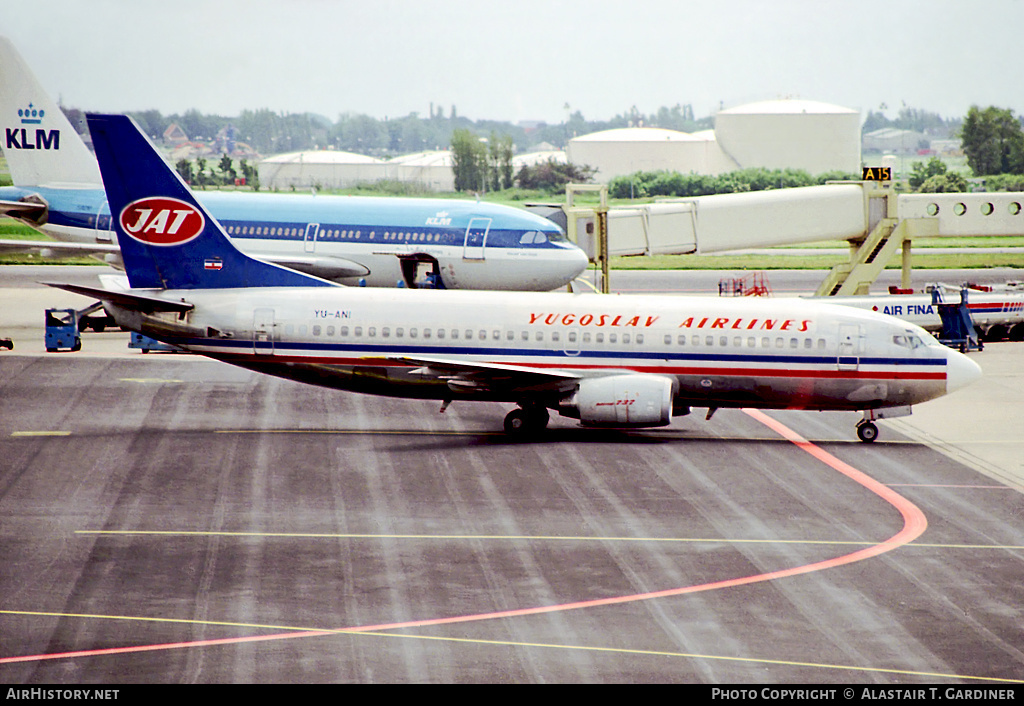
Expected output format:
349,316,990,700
389,354,583,395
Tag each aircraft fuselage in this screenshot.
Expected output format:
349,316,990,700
0,185,587,291
113,287,969,413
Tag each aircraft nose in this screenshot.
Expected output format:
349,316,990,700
945,349,983,393
570,246,589,274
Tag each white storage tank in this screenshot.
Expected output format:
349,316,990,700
714,99,861,175
567,127,714,182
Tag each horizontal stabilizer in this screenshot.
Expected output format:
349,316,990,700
0,238,119,258
0,195,48,225
42,281,193,313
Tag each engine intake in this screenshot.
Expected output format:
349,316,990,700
563,374,676,428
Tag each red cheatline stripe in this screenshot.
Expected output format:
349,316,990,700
0,410,926,664
210,353,946,382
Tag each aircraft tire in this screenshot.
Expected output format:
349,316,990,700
504,408,528,434
856,421,879,443
504,406,549,435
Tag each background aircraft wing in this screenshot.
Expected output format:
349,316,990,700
263,253,370,280
0,238,121,259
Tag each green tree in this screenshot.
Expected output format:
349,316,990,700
450,128,487,192
909,156,947,189
175,158,193,185
919,173,967,193
194,157,208,190
961,105,1024,176
239,159,259,191
485,132,514,191
218,153,236,185
515,160,596,192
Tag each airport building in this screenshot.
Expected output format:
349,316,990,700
258,147,569,192
259,99,861,191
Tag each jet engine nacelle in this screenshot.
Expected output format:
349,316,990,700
567,374,676,428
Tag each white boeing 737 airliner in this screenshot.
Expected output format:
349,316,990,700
49,114,983,442
0,37,587,290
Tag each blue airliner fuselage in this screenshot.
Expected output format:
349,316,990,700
0,184,587,290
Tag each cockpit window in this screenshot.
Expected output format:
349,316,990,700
893,332,926,349
519,231,547,244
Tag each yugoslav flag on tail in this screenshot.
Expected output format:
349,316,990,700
0,37,101,187
86,113,336,290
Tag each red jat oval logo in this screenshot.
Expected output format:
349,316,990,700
119,197,205,246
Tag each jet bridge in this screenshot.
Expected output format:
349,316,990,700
551,183,1024,295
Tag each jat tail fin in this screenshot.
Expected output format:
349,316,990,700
0,37,101,187
86,113,335,290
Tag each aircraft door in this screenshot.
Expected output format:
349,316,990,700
95,202,113,243
838,323,861,371
304,223,320,253
463,218,491,260
253,307,276,355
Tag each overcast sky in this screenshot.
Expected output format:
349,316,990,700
3,0,1022,125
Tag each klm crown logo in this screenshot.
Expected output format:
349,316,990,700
18,103,44,125
425,210,452,226
6,102,59,151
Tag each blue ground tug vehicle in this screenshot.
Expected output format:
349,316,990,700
44,308,82,352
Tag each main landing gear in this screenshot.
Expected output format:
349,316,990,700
503,404,550,435
855,420,879,443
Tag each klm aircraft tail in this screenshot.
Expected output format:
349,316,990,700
0,37,100,187
86,113,334,290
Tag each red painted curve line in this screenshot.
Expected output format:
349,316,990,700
1,409,927,664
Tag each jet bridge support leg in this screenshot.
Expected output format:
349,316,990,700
815,218,937,297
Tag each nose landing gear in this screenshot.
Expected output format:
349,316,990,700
856,420,879,443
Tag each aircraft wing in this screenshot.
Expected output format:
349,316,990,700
262,253,370,280
0,238,121,259
389,354,590,395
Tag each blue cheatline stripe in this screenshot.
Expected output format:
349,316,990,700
173,336,947,368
